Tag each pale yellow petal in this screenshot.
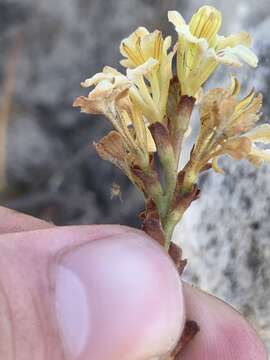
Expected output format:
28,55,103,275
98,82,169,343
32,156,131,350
120,27,149,56
120,27,152,68
233,91,262,124
212,157,224,173
81,73,109,88
227,76,241,97
217,32,252,49
163,36,172,52
245,124,270,143
89,80,114,98
216,45,258,67
120,59,134,68
81,67,127,88
215,49,243,67
134,27,149,37
140,30,162,61
231,45,258,67
189,6,222,47
146,127,156,152
168,10,186,28
126,58,159,81
176,23,209,47
103,66,121,75
120,43,144,68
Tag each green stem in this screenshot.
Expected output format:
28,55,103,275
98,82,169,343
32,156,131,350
163,211,184,250
158,144,178,218
162,162,199,248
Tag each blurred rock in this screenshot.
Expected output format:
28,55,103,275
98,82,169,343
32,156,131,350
0,0,185,225
177,159,270,351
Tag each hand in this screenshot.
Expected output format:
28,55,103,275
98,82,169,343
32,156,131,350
0,207,267,359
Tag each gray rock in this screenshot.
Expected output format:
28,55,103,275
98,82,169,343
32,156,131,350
176,159,270,350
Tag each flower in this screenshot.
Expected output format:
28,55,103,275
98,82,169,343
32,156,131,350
73,66,155,172
190,77,266,173
73,66,131,119
168,6,258,97
120,27,164,68
120,27,174,122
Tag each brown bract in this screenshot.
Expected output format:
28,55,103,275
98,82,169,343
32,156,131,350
141,199,166,246
171,320,200,359
95,131,131,176
168,242,187,276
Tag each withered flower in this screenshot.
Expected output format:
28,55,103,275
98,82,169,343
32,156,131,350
120,27,174,122
74,66,131,118
73,66,155,174
190,78,265,174
168,6,258,97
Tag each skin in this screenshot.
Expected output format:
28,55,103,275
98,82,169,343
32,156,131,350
0,206,267,360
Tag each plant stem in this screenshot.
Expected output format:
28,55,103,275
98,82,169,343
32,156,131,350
163,209,185,250
161,161,199,249
158,143,178,218
160,97,195,247
146,96,196,249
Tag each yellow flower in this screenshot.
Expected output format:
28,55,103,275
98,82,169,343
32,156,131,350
120,27,174,122
190,77,265,173
73,66,155,170
120,27,164,68
168,6,258,97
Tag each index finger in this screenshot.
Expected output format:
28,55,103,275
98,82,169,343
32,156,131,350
0,206,53,234
178,283,267,359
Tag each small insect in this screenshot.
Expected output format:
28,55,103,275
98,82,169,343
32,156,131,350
110,182,122,202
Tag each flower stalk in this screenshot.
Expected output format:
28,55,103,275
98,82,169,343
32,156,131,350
73,5,267,269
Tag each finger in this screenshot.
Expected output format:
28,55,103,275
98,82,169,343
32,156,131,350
179,283,267,359
0,206,53,233
0,226,185,360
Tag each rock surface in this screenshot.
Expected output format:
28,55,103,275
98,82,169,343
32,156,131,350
177,159,270,351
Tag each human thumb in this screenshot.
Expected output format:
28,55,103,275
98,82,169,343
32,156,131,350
0,225,185,360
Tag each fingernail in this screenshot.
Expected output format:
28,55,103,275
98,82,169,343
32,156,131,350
54,232,185,360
